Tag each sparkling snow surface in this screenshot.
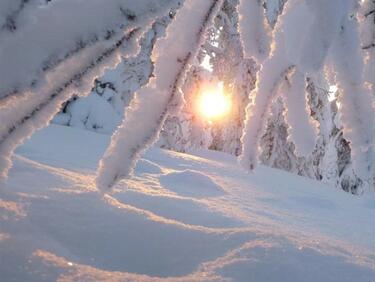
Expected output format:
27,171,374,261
1,125,375,281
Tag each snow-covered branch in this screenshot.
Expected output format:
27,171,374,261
0,0,180,179
239,0,375,191
0,0,178,100
331,5,375,189
0,29,141,178
282,69,318,156
96,0,224,191
238,0,271,62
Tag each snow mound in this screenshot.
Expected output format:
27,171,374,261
160,170,226,198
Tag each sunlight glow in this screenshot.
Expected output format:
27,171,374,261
328,85,338,102
197,82,231,121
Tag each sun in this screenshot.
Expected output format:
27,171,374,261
197,83,232,121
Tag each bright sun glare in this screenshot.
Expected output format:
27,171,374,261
197,82,231,121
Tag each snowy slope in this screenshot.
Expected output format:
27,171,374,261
1,124,375,281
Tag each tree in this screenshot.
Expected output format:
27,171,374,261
0,0,374,192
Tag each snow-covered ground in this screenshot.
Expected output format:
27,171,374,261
1,124,375,281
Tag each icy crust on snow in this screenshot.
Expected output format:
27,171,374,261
96,0,224,191
2,124,375,281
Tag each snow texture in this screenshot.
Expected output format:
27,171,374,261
238,0,272,62
283,69,317,156
298,0,342,73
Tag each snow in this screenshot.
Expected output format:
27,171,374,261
159,170,226,198
283,69,317,156
1,124,375,281
238,0,271,62
298,0,342,73
66,91,122,135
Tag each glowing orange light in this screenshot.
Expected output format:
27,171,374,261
197,82,231,121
